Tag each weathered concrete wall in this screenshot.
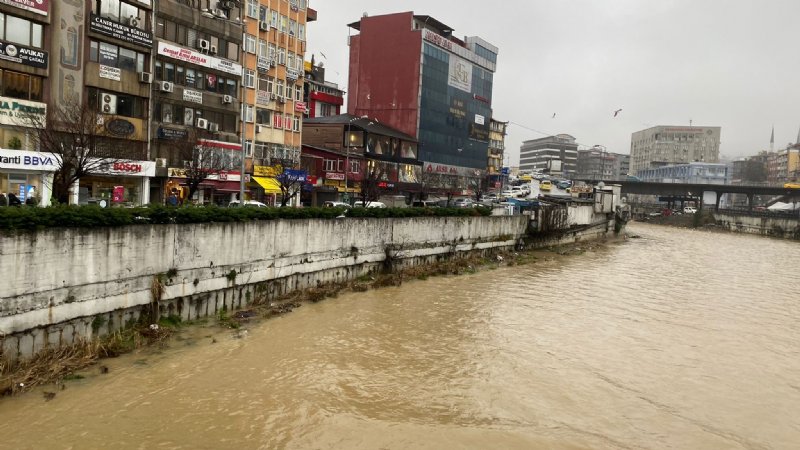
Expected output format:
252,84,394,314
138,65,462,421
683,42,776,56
713,213,800,239
1,216,528,360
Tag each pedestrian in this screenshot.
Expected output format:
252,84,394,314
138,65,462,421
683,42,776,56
167,190,179,206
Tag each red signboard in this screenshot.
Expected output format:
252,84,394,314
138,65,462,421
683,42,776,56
294,101,307,112
2,0,48,16
307,175,318,185
112,186,124,203
326,172,344,180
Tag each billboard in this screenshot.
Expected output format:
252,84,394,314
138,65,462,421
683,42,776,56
448,55,473,92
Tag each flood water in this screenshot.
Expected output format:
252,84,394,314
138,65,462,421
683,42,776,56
1,223,798,449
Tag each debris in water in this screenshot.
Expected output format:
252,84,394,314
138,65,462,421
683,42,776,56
43,392,56,401
496,255,504,262
99,366,109,374
149,324,159,330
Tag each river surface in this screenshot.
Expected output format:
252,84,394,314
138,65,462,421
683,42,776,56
1,223,798,449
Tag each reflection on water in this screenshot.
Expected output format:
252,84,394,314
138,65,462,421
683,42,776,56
0,223,798,449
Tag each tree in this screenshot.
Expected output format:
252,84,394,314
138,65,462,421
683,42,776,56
21,100,122,204
743,158,767,183
358,159,386,206
276,167,307,207
468,170,487,202
173,130,235,204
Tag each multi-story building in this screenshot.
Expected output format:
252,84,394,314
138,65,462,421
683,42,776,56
636,162,728,185
630,125,721,175
346,12,498,193
0,0,53,204
303,58,344,118
765,147,800,186
242,0,314,205
576,147,615,180
303,114,421,203
487,118,506,189
519,134,578,177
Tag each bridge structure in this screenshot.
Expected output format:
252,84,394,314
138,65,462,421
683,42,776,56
577,180,800,211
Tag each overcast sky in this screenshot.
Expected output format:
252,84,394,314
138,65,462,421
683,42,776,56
306,0,800,165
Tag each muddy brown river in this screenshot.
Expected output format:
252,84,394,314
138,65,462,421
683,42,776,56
1,223,798,449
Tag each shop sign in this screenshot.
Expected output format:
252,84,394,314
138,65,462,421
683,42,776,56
423,162,478,178
294,101,307,112
256,90,270,106
168,167,242,181
0,96,46,127
99,65,121,81
1,0,48,16
307,175,318,185
157,41,242,76
183,89,203,104
0,149,60,171
90,14,153,48
105,118,135,137
323,179,340,187
325,172,344,180
92,159,155,177
157,127,188,140
0,40,48,69
254,165,281,177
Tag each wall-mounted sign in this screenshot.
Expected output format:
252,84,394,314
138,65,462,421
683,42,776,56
254,165,281,177
469,121,490,142
105,118,135,137
183,89,203,104
325,172,345,181
168,168,243,181
157,127,188,140
0,96,46,127
1,0,48,16
90,14,153,48
0,149,60,171
157,41,242,76
423,162,480,178
448,54,473,93
0,41,48,69
99,64,121,81
294,101,307,112
94,159,156,177
474,114,485,125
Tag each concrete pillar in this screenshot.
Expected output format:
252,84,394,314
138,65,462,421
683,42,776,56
40,172,53,207
714,192,722,211
69,179,80,205
747,193,755,210
141,177,150,205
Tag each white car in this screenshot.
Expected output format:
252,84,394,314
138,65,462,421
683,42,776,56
683,206,698,214
228,200,268,208
353,201,387,208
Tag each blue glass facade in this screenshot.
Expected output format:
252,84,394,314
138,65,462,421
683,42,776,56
418,43,493,170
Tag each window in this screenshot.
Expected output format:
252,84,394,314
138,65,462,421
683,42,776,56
244,69,255,88
90,40,147,73
295,87,303,101
298,24,305,41
273,113,283,129
284,82,291,99
287,52,295,70
247,0,258,18
276,79,284,98
268,43,277,61
245,105,254,123
324,159,336,172
289,20,297,36
0,14,44,48
270,11,279,28
226,79,237,96
256,109,271,125
350,160,361,174
292,116,300,132
280,15,288,33
258,39,268,57
89,88,144,118
267,76,274,94
1,70,43,101
278,48,286,65
245,34,256,54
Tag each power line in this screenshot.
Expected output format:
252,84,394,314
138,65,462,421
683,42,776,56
507,120,603,150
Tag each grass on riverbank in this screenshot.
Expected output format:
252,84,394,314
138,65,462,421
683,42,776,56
0,238,610,398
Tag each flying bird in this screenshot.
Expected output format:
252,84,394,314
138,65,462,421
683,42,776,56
319,52,327,60
552,113,556,118
613,109,623,117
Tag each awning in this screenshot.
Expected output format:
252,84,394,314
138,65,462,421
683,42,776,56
253,176,282,194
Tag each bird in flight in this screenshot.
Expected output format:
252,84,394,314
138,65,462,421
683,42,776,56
552,113,556,118
613,108,623,117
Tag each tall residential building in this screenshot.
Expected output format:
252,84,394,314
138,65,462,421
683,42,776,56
630,125,721,175
242,0,314,205
519,134,578,177
347,12,498,191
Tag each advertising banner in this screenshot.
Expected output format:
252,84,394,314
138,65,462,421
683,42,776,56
157,41,242,76
90,14,153,48
0,41,48,69
99,65,121,81
448,55,473,93
1,0,48,16
0,96,46,127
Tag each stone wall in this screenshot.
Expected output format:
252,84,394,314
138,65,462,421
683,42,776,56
713,213,800,239
0,216,528,360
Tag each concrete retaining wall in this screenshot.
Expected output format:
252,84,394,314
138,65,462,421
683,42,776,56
713,213,800,239
1,216,528,360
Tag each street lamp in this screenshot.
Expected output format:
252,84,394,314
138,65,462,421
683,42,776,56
343,115,367,204
238,18,247,205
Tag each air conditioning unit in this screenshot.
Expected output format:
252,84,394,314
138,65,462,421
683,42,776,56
260,22,269,31
198,39,210,51
220,0,235,8
139,72,152,84
160,81,174,92
208,122,220,133
214,9,227,19
128,16,139,27
277,97,285,104
269,60,276,67
222,94,233,104
255,125,263,133
196,118,209,129
100,93,117,114
155,158,167,168
269,93,277,100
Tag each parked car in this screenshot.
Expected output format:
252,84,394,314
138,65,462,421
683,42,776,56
482,193,499,202
683,206,698,214
500,189,516,199
452,198,475,208
353,201,387,208
322,201,351,208
557,180,572,190
540,180,552,191
411,200,439,208
228,200,268,208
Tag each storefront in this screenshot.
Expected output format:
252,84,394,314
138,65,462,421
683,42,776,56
0,149,58,206
166,168,249,206
77,160,155,206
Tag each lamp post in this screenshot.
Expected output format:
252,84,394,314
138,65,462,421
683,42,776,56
238,19,247,205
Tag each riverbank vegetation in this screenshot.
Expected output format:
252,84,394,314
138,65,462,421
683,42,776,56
0,238,609,398
0,204,491,232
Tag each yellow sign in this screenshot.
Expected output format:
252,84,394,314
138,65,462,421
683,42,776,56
254,165,282,177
